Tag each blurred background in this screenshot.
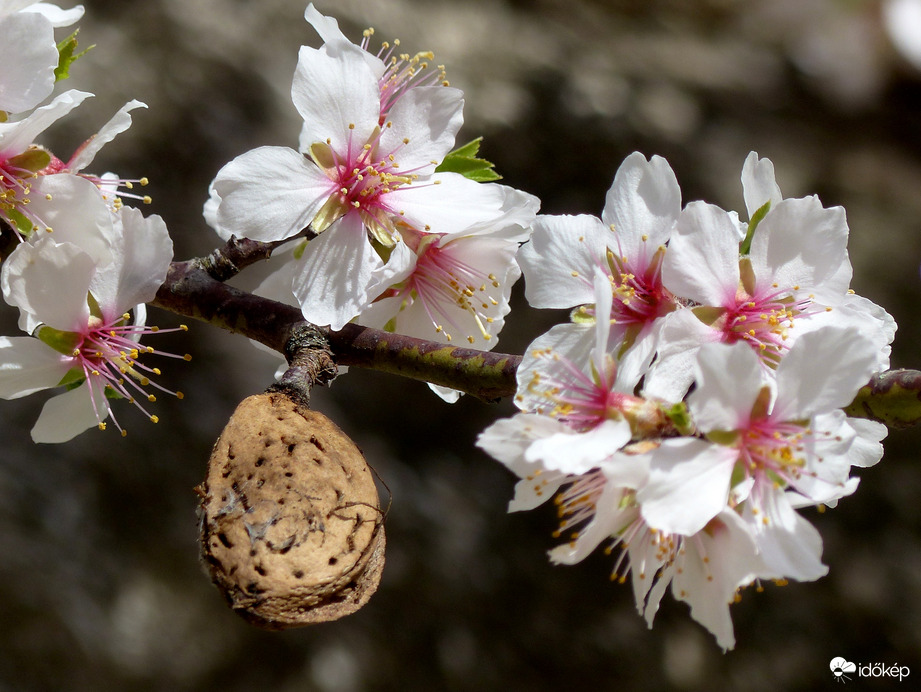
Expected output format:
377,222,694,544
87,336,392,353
2,0,921,689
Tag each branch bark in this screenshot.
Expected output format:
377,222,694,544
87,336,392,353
151,245,521,402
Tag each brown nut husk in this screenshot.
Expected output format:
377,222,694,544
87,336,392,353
198,392,385,628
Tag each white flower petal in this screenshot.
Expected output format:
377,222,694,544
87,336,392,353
842,417,887,468
0,336,71,398
744,489,828,582
292,42,381,152
524,418,632,475
212,146,331,242
772,326,878,421
0,12,56,114
31,383,107,444
2,236,93,331
202,182,226,239
637,438,739,535
688,341,764,433
384,174,518,236
427,383,463,403
672,510,761,651
518,214,606,309
663,201,741,306
26,174,116,263
615,320,660,393
365,235,415,304
641,309,718,403
448,185,539,241
303,3,349,44
740,151,782,219
67,100,147,172
476,413,573,510
21,2,84,27
749,196,851,303
0,89,92,154
601,152,681,264
291,212,381,330
89,207,173,317
379,85,464,172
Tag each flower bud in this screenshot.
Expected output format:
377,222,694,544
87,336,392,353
198,392,385,628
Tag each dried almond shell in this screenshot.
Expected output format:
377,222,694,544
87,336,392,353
198,392,385,628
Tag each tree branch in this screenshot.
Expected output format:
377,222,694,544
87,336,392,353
152,255,521,402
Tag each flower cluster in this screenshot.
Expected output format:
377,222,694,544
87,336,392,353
0,0,904,652
0,2,185,442
205,4,538,373
478,152,894,649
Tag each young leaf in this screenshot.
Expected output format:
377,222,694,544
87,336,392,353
55,30,95,82
436,137,502,182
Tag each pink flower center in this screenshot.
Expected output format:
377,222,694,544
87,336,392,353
733,413,845,505
523,347,636,430
380,233,502,344
605,245,675,326
309,124,430,245
59,314,190,435
359,28,449,121
720,284,816,367
0,152,44,237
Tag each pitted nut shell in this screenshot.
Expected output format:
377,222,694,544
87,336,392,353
198,392,384,628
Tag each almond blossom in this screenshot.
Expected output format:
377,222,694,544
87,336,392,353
359,185,538,348
644,153,895,401
0,184,185,442
0,2,84,116
477,270,663,559
477,271,645,496
517,152,681,388
477,269,768,648
1,89,91,235
208,8,534,331
638,327,885,581
1,90,150,237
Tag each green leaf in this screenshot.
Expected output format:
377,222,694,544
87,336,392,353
55,30,95,82
739,200,770,255
445,138,483,159
436,137,502,182
844,369,921,429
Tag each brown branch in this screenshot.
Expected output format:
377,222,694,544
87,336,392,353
153,236,921,420
152,257,520,401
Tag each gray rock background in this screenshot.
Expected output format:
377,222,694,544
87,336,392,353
2,0,921,689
